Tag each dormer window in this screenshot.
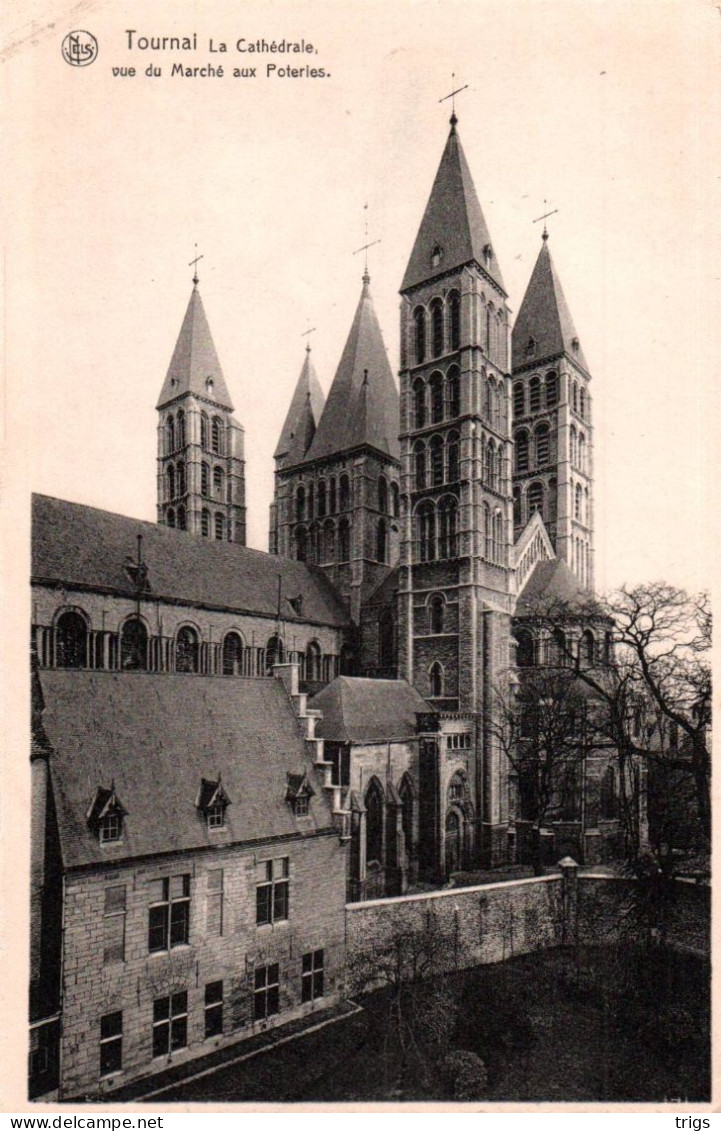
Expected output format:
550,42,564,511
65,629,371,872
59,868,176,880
87,784,127,844
431,244,443,268
196,777,231,830
571,337,580,353
525,337,537,359
483,244,494,264
100,812,122,843
286,772,315,817
205,376,214,394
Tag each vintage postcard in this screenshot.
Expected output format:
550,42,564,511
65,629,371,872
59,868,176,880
2,0,717,1114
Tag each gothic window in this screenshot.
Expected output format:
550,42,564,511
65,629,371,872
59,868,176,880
222,632,244,675
177,505,186,531
56,610,88,669
376,518,389,563
378,609,395,669
513,485,522,526
513,382,525,418
211,417,222,454
265,634,284,674
339,475,350,512
535,424,550,467
447,431,460,482
201,508,210,537
429,662,443,698
413,378,426,429
575,482,583,522
431,244,443,268
307,483,314,520
176,461,185,496
308,522,320,564
167,508,176,528
378,476,388,514
448,772,466,803
167,464,175,500
213,467,223,495
572,381,578,414
317,480,327,517
430,372,444,422
604,631,613,665
413,307,426,365
579,387,586,419
200,413,209,450
447,367,461,419
486,304,493,354
483,373,492,420
120,617,148,671
581,629,596,667
546,372,558,407
429,594,444,635
493,509,504,563
305,641,322,682
414,441,427,489
214,513,224,540
515,630,534,667
438,496,458,558
483,501,492,560
430,435,444,485
338,518,350,562
295,526,307,562
525,336,537,359
552,628,569,667
391,481,400,517
569,426,577,467
176,626,199,673
528,481,544,518
600,766,617,819
327,477,336,515
201,462,210,497
177,410,186,448
417,501,436,562
484,439,495,488
322,519,335,563
431,298,444,358
548,477,558,522
166,415,175,454
399,775,414,856
529,377,541,414
515,430,529,473
494,445,503,491
578,433,586,474
366,779,384,866
449,291,461,350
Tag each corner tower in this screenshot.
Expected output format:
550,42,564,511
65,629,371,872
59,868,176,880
156,278,246,544
269,345,325,554
511,233,594,589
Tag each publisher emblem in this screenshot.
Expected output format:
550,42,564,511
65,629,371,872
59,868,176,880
62,31,99,67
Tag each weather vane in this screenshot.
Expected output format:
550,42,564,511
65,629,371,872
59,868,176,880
353,202,381,277
189,243,204,285
533,200,559,240
439,73,468,123
301,325,317,352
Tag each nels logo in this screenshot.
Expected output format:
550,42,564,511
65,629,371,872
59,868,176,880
61,30,99,67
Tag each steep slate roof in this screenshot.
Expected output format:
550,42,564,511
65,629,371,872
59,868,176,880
305,275,399,463
402,118,505,293
311,677,431,743
156,285,234,410
32,494,349,628
274,347,325,463
515,558,588,616
38,671,335,870
511,237,588,372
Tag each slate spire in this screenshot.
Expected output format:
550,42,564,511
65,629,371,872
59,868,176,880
274,346,325,464
401,116,505,293
511,235,588,371
305,273,399,462
156,284,234,410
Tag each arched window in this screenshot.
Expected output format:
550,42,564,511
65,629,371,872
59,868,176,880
413,307,426,365
213,467,223,495
535,424,550,467
417,502,436,562
447,367,461,419
166,415,175,454
431,298,444,358
529,377,541,414
329,477,337,514
483,373,492,420
572,381,578,414
307,482,315,520
513,382,525,418
445,810,463,875
378,609,395,669
578,433,586,474
214,513,224,540
201,462,210,497
167,507,176,528
493,509,504,563
513,485,522,526
548,477,558,523
579,387,586,420
222,632,244,675
515,430,529,473
177,505,186,531
378,476,388,514
322,519,335,563
339,475,350,511
376,518,388,564
528,481,544,518
413,378,426,429
447,431,460,482
515,630,534,667
604,631,613,665
449,291,461,351
429,662,443,698
486,304,493,354
265,634,284,674
430,435,444,485
201,508,210,537
177,410,186,448
414,441,427,489
438,496,458,558
553,628,569,667
317,480,327,517
429,372,444,423
575,482,583,522
600,766,617,819
120,617,148,670
391,482,400,518
484,439,495,488
399,775,414,857
200,412,209,450
429,594,444,634
176,626,199,673
569,425,577,467
581,629,596,667
365,779,384,866
448,771,466,803
296,485,305,522
431,244,443,267
338,518,350,562
305,640,322,682
167,464,175,500
483,501,492,560
176,461,185,497
494,444,502,491
295,525,307,562
546,372,558,407
308,522,320,565
211,417,222,454
56,610,87,669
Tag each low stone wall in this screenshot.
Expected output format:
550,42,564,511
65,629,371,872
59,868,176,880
577,873,710,958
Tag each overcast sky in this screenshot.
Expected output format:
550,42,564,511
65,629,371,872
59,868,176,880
5,0,720,594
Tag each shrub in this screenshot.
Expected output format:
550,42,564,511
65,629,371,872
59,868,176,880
442,1050,488,1100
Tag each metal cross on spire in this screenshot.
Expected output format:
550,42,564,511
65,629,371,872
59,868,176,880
353,203,381,281
301,325,317,353
533,200,559,240
439,73,468,129
189,244,204,286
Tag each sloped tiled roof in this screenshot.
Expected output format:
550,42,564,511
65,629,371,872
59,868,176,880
32,494,349,628
511,237,589,372
311,677,431,744
39,670,335,870
156,285,234,410
514,558,588,617
274,348,325,464
305,276,399,463
402,119,505,293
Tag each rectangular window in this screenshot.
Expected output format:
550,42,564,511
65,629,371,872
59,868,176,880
148,875,190,953
253,963,280,1021
152,991,188,1058
207,869,224,936
301,949,324,1004
103,885,126,965
99,1011,123,1076
204,980,224,1038
256,858,289,926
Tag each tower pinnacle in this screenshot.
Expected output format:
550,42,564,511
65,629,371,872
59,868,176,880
189,244,203,288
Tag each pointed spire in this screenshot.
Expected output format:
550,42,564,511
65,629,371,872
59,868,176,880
511,236,588,372
156,286,234,410
274,346,325,463
306,275,399,462
402,121,505,293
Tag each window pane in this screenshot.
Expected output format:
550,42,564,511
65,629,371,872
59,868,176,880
278,858,290,878
256,861,272,882
205,1003,223,1038
100,1038,122,1076
171,991,187,1014
148,906,168,952
170,901,189,946
148,878,167,903
153,1023,169,1059
267,985,280,1016
273,881,289,921
205,980,223,1005
255,967,267,990
256,885,271,926
153,997,170,1023
170,875,189,899
170,1016,187,1050
302,953,312,974
100,1011,123,1040
313,970,324,998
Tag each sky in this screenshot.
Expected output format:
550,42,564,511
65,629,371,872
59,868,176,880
4,0,720,594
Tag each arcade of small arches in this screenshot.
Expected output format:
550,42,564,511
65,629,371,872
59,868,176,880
514,421,555,475
414,495,460,562
512,371,590,424
411,289,507,369
33,607,341,683
513,624,612,669
513,479,558,531
164,408,228,459
410,366,506,433
293,472,399,524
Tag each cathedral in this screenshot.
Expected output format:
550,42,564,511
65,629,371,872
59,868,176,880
29,111,614,1099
